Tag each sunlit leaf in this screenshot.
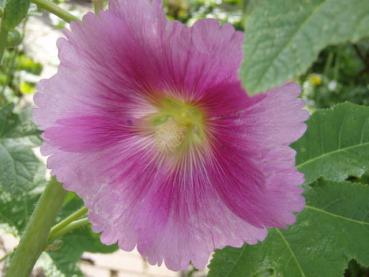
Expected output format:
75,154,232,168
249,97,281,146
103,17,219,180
0,105,44,192
241,0,369,94
294,102,369,185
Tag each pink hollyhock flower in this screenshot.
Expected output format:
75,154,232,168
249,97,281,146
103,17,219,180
33,0,309,271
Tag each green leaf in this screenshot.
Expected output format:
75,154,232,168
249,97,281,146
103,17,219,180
0,105,41,141
0,105,44,192
0,107,43,232
0,189,39,231
208,180,369,277
49,228,118,276
2,0,30,30
0,138,46,191
0,104,17,136
241,0,369,94
294,102,369,185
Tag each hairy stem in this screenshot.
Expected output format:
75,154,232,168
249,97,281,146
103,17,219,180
48,207,88,241
5,178,67,277
48,218,90,241
31,0,79,23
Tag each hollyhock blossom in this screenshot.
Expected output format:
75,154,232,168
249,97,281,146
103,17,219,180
33,0,309,271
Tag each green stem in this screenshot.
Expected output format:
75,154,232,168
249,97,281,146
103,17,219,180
31,0,79,23
48,218,90,242
0,22,9,63
5,178,67,277
48,207,88,241
92,0,104,14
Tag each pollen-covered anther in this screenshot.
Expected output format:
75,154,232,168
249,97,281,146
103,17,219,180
150,97,206,155
154,118,187,154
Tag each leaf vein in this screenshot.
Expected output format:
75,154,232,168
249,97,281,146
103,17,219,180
275,229,306,277
224,246,247,277
251,0,327,89
297,142,369,170
305,205,369,226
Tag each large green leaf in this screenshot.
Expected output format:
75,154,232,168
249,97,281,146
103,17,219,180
0,105,44,192
241,0,369,94
208,180,369,277
294,102,369,185
0,106,43,229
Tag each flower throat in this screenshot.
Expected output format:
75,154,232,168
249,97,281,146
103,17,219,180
149,97,207,155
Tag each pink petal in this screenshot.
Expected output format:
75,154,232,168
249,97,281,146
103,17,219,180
33,0,309,271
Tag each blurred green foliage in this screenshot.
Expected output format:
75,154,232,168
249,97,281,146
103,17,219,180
0,49,42,105
165,0,244,29
302,40,369,109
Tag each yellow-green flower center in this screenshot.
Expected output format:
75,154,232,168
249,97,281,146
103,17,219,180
149,97,206,155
